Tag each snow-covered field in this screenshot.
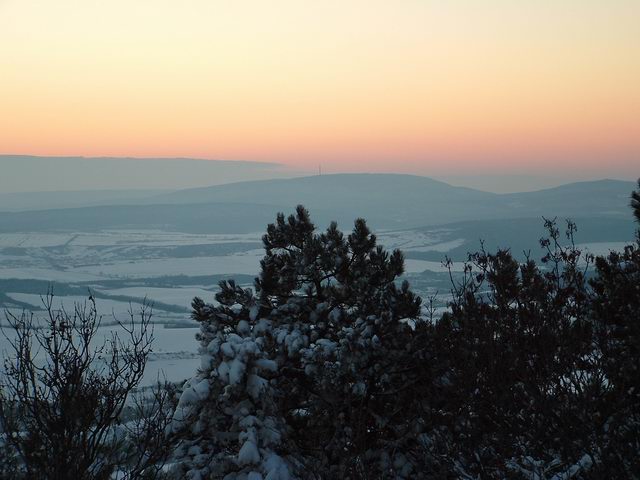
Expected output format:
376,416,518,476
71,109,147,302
67,252,461,278
404,258,464,273
6,293,148,317
2,227,627,385
0,231,263,248
0,322,200,386
0,228,469,384
0,267,105,282
378,229,462,252
0,230,465,285
0,233,78,248
70,251,264,278
140,325,202,385
98,286,215,307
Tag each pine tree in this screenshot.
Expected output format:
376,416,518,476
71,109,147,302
588,179,640,477
632,178,640,224
170,181,640,479
170,206,422,479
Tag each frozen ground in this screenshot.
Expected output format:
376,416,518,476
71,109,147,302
0,228,465,383
0,231,263,248
70,251,264,278
378,229,465,253
97,286,216,307
575,242,629,257
6,293,149,318
2,227,628,384
0,321,201,387
0,267,105,282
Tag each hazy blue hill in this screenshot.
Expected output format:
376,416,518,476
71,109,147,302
0,189,171,212
500,179,635,217
401,216,637,262
0,174,634,233
147,173,503,227
0,202,292,234
0,174,500,232
152,173,495,206
151,174,635,225
0,155,296,194
155,174,634,211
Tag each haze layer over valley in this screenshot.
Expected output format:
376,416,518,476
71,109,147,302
1,160,636,385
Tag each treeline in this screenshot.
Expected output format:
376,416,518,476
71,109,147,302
1,181,639,479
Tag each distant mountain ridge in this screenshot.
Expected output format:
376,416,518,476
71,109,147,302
0,154,299,193
0,174,635,233
151,173,492,206
146,174,634,226
0,189,171,212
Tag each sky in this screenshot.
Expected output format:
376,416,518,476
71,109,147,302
1,0,638,182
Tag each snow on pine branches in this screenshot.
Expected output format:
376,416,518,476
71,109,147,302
169,188,640,478
170,206,422,479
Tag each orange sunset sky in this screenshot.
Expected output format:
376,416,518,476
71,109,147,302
1,0,639,177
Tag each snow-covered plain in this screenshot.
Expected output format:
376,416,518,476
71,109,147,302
97,286,216,307
70,251,264,278
378,229,460,252
0,231,263,248
0,228,467,385
0,322,200,387
0,233,78,248
2,227,629,386
0,267,106,282
6,293,148,317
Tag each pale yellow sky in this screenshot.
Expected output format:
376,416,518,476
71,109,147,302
1,0,639,176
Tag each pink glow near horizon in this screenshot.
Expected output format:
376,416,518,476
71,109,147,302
1,1,638,178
